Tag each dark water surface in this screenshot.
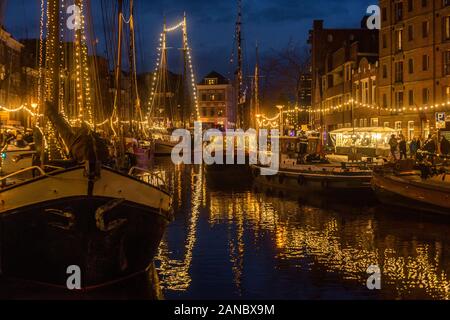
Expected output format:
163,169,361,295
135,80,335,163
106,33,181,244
1,158,449,300
154,158,450,300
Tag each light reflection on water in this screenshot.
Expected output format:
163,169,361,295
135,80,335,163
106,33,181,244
153,159,450,300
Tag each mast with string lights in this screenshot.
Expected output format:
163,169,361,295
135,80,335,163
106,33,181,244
235,0,245,129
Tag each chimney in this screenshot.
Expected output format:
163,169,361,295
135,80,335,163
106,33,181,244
313,20,324,30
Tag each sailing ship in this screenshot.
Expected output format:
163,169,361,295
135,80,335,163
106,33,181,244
147,14,197,156
0,0,172,289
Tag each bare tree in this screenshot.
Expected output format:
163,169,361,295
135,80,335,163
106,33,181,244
260,39,311,110
277,39,311,106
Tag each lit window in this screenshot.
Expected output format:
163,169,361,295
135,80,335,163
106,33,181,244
395,121,402,134
443,51,450,75
396,30,403,51
444,16,450,40
408,121,415,140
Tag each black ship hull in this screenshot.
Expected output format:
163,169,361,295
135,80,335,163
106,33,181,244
372,171,450,216
251,165,372,194
0,166,172,289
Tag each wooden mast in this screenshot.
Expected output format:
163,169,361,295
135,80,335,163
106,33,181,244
236,0,244,129
251,42,260,129
113,0,125,167
182,12,189,128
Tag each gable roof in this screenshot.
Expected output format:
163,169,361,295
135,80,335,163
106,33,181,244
199,71,229,85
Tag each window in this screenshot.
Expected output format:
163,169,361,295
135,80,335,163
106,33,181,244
444,86,450,102
444,16,450,40
422,0,427,7
409,90,414,105
359,119,364,127
445,0,450,7
382,7,387,22
383,65,388,78
422,21,429,38
206,78,217,85
396,91,404,108
371,118,379,127
408,25,414,41
395,121,402,134
384,122,390,128
422,55,429,71
383,94,387,108
382,34,387,48
395,2,403,22
362,81,369,104
408,121,415,140
423,88,430,104
408,59,414,74
423,120,430,138
396,30,403,51
408,0,413,11
395,61,403,82
354,119,358,128
327,34,333,42
371,79,376,104
444,50,450,75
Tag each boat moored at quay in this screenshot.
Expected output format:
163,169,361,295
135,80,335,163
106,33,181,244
0,163,172,289
372,157,450,216
252,135,376,194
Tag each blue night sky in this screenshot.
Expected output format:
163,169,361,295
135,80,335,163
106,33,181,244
4,0,374,78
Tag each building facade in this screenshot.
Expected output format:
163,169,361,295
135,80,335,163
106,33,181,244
378,0,450,139
308,20,379,137
197,71,236,130
0,26,24,126
298,72,312,124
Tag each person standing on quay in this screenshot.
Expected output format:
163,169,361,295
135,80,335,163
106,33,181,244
389,134,398,161
409,137,419,159
440,135,450,156
399,134,407,160
423,134,437,154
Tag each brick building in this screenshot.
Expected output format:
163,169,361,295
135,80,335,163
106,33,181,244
378,0,450,139
0,26,24,126
197,71,236,130
308,20,379,136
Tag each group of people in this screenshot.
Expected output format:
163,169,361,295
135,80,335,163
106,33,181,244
388,133,450,161
0,129,34,149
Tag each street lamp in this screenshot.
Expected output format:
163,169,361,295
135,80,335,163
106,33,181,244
276,105,284,135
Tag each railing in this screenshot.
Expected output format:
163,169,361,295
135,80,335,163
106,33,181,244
0,165,66,188
128,166,169,193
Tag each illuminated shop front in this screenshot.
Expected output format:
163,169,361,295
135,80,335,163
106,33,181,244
329,127,397,157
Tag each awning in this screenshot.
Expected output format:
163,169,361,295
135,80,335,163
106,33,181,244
329,127,397,135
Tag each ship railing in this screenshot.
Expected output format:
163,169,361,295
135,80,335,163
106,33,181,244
417,150,450,160
128,166,169,193
0,165,65,188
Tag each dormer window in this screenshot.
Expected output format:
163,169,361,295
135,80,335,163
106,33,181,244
206,78,217,85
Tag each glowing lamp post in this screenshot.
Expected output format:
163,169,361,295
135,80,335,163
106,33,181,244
276,105,284,135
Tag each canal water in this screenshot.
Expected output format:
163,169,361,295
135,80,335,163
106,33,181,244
0,158,449,300
154,158,450,300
